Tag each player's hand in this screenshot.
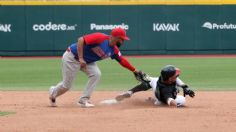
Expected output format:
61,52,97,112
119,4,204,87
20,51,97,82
183,88,195,98
79,58,87,69
133,70,151,83
188,89,195,97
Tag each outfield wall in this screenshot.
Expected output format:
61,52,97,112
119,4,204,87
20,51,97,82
1,1,236,56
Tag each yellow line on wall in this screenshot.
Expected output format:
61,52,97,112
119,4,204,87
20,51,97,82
0,0,236,5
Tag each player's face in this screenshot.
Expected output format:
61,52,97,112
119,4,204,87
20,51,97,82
167,75,178,84
110,36,124,47
116,38,125,47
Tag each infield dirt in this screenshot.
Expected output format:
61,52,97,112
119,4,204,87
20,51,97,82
0,91,236,132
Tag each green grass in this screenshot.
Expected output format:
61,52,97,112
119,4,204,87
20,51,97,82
0,111,15,116
0,57,236,91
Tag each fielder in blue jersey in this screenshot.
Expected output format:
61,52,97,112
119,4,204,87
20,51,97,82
49,28,140,108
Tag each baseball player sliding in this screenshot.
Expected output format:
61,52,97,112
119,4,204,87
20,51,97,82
115,65,195,107
49,27,142,108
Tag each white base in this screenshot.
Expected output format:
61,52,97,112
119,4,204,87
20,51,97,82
100,99,119,105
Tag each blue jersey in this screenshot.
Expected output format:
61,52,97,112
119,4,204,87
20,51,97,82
68,32,136,72
69,40,116,63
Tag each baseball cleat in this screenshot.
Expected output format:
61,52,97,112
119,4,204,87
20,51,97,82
78,100,95,108
49,97,57,107
49,86,57,107
115,91,133,101
154,99,162,106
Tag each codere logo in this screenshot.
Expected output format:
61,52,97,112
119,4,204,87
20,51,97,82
202,22,236,30
33,22,77,31
153,23,180,32
90,23,129,30
0,24,11,32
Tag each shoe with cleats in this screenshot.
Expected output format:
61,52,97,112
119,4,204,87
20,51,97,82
49,86,57,107
78,100,95,108
115,91,133,101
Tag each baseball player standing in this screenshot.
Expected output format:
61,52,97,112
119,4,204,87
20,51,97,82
115,65,195,107
49,27,141,108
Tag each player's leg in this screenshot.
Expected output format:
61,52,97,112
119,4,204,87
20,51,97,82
49,51,79,106
79,62,101,107
115,82,151,101
175,95,186,107
115,90,133,101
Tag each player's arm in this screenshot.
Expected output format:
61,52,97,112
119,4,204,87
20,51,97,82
113,52,149,84
161,88,178,107
77,37,87,69
176,78,195,97
77,37,84,60
167,98,178,107
117,56,136,72
164,95,178,107
111,46,136,72
176,77,185,87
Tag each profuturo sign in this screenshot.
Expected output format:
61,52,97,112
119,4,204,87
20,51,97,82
202,22,236,30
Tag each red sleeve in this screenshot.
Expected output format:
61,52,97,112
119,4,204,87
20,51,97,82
119,56,136,72
113,46,136,72
83,32,109,45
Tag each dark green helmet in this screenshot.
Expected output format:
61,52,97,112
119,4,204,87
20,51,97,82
161,65,180,81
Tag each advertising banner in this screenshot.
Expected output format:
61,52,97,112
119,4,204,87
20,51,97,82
1,4,236,55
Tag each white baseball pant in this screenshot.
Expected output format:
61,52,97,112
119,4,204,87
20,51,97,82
50,50,101,102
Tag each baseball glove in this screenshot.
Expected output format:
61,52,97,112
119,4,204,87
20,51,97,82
133,71,151,83
182,85,195,98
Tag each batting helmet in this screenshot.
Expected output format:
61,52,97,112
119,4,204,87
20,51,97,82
160,65,181,81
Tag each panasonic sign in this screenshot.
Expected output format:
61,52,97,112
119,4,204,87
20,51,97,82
0,24,11,32
32,22,77,31
90,23,129,30
202,22,236,30
153,23,180,32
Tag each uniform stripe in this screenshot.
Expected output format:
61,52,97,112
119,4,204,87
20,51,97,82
0,0,236,6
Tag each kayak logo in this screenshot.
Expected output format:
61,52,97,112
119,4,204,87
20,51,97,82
33,22,77,31
202,22,236,30
90,23,129,30
153,23,179,32
0,24,11,32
